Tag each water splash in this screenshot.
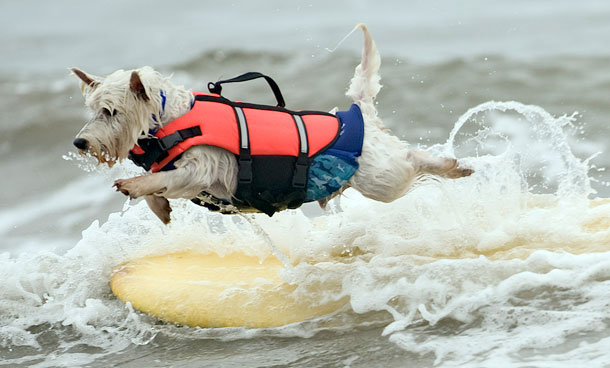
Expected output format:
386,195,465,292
439,100,593,198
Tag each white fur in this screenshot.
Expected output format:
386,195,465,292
72,24,472,224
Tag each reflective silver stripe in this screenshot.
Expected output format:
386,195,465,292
235,107,248,150
293,115,308,154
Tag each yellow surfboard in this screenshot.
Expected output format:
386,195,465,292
110,251,347,328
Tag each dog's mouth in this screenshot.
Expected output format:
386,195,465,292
77,145,117,167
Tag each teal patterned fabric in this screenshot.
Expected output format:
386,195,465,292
304,104,364,202
305,154,358,201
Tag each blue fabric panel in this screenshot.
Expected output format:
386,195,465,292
332,103,364,163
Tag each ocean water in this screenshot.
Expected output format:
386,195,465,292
2,1,610,367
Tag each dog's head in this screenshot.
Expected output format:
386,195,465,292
71,67,164,166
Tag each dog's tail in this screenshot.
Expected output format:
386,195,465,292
346,24,383,128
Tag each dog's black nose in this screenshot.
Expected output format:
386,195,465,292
73,138,89,150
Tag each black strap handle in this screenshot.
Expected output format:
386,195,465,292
207,72,286,108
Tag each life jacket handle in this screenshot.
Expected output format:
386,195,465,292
207,72,286,108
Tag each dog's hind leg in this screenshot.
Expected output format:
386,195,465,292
349,147,473,204
408,150,474,179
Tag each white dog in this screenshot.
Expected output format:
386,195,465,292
72,24,472,224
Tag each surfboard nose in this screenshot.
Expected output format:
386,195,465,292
110,251,347,328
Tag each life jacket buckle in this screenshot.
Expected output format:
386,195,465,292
238,158,253,184
158,134,181,151
292,162,308,189
156,127,202,152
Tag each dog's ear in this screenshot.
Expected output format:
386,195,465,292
130,71,150,102
71,68,99,92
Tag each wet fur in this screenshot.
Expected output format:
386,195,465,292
72,24,473,224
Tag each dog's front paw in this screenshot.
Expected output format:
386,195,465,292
113,178,143,199
145,195,172,224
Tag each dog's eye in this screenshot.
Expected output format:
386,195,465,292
102,108,118,117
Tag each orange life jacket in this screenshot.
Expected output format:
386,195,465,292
131,92,340,173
